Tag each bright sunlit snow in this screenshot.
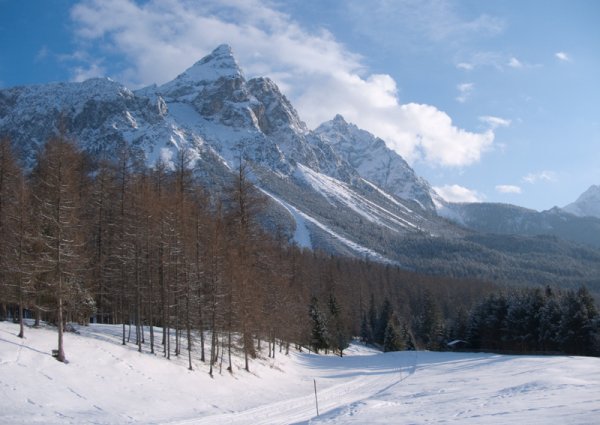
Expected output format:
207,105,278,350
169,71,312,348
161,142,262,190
1,321,599,424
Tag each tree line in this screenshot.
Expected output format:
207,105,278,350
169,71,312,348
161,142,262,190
0,135,598,374
461,286,599,356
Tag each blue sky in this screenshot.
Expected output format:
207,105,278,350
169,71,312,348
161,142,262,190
1,0,598,210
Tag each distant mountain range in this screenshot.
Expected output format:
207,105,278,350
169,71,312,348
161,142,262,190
2,44,599,290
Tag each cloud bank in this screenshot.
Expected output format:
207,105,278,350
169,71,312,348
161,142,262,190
70,0,494,167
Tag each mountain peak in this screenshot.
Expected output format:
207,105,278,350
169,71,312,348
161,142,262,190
563,184,600,218
177,44,242,83
211,43,233,56
315,115,436,211
332,114,347,124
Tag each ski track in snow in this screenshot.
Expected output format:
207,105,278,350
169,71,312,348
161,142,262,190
1,321,599,425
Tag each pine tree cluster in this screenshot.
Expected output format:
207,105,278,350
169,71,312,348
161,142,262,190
463,286,599,356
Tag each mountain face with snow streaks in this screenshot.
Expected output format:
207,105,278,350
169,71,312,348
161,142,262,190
2,43,600,272
315,114,437,211
0,44,448,261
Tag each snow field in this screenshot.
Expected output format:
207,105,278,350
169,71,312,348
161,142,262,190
1,321,599,424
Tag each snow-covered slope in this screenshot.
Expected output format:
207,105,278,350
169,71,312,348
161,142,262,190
563,185,600,219
2,321,599,424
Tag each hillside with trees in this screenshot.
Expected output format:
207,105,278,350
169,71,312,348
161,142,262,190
1,136,599,370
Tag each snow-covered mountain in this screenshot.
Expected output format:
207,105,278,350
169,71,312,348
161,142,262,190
315,114,437,211
0,44,458,261
563,185,600,219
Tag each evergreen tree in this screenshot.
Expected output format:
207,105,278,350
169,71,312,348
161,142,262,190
383,317,403,352
413,289,441,350
360,311,371,343
366,293,377,344
375,298,392,345
327,293,350,356
558,287,599,356
538,296,561,352
505,289,544,352
401,323,415,351
309,296,328,353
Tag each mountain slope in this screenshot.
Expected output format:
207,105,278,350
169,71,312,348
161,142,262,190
439,202,600,249
2,44,600,289
563,184,600,218
315,114,437,211
0,45,447,261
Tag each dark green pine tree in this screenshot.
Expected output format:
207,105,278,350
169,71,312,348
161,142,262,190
367,293,377,344
309,296,329,354
360,311,372,343
538,295,561,352
383,318,403,352
413,289,441,350
327,293,350,356
401,323,415,351
375,298,392,345
558,287,599,356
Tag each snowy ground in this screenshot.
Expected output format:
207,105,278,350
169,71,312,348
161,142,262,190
1,321,599,424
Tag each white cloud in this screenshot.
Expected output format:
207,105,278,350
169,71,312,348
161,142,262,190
456,82,474,103
523,171,557,184
454,51,505,71
69,0,495,168
495,185,521,194
508,57,522,68
555,51,571,62
479,115,511,129
72,62,106,82
434,184,483,203
456,52,540,71
456,62,474,71
35,46,50,62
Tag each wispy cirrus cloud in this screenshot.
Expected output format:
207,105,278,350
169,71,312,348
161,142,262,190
69,0,495,168
495,184,521,194
456,62,474,71
555,51,571,62
479,115,511,129
454,51,505,71
523,171,557,184
456,82,474,103
457,52,540,71
345,0,504,49
507,57,523,68
434,184,484,203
